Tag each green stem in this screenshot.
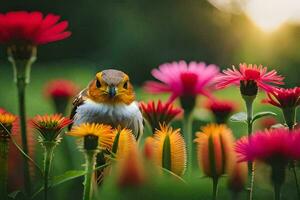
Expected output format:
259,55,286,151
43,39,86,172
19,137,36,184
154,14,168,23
43,142,56,200
212,177,219,200
183,111,193,177
0,137,9,200
17,78,31,195
244,96,255,200
274,182,281,200
292,166,300,200
83,150,97,200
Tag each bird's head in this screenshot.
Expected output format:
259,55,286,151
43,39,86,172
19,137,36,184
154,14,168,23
87,69,135,105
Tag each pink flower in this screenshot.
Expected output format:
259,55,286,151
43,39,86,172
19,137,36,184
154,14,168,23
263,87,300,109
216,63,284,93
144,60,219,102
44,79,79,98
0,11,71,45
139,100,183,132
235,128,300,164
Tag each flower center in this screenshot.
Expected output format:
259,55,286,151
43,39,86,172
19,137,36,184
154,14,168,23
244,69,261,80
180,72,198,95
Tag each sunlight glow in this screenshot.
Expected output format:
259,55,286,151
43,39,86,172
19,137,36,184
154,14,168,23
245,0,300,32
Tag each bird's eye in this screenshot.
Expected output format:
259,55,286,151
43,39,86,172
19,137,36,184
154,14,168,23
123,81,128,89
96,79,101,88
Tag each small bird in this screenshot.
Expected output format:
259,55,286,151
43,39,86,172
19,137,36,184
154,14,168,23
69,69,143,140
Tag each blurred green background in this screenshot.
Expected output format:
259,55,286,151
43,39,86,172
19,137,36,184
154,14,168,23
0,1,300,200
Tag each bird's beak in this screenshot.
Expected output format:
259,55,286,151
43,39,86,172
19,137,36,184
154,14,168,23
108,86,116,98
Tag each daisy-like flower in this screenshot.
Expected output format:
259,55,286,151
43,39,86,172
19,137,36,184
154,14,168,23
152,124,187,176
44,79,79,114
194,124,234,179
140,100,183,133
264,87,300,109
263,87,300,129
0,111,17,137
144,60,219,109
235,128,300,199
68,123,114,150
235,128,299,163
206,99,236,124
69,123,114,200
31,114,72,142
216,63,284,96
0,11,71,46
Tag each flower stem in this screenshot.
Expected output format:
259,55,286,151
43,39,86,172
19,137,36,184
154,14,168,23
243,95,255,200
17,78,31,195
83,150,97,200
43,142,56,200
274,182,281,200
292,165,300,200
183,111,193,177
212,177,219,200
0,137,9,200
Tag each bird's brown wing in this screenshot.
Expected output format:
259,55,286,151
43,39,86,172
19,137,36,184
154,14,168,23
68,88,88,130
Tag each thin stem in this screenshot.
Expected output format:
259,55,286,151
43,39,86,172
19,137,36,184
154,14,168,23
292,166,300,200
244,96,255,200
274,182,281,200
43,143,56,200
17,78,31,195
183,111,193,177
212,177,219,200
0,137,9,200
83,150,97,200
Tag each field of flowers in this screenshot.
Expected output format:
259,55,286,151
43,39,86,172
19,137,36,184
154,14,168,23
0,9,299,200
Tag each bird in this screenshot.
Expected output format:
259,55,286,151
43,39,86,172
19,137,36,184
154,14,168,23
69,69,143,140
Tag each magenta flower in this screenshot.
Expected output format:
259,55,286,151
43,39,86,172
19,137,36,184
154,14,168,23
235,128,300,164
144,60,219,102
216,63,284,94
264,87,300,109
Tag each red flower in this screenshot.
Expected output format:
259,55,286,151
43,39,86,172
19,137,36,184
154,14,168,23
0,11,71,45
45,79,79,98
263,87,300,108
139,100,183,132
216,63,284,93
206,99,236,124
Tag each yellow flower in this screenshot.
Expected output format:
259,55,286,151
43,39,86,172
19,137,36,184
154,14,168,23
111,128,136,158
68,123,114,150
153,124,187,176
194,123,234,178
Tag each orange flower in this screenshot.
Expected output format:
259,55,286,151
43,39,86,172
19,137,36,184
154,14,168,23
143,137,155,160
117,144,145,188
111,128,136,159
152,124,187,176
227,153,248,194
0,110,17,137
194,124,234,178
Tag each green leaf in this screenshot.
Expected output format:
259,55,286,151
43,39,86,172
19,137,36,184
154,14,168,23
252,111,277,123
31,163,110,199
230,112,247,123
162,134,171,171
8,190,25,200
